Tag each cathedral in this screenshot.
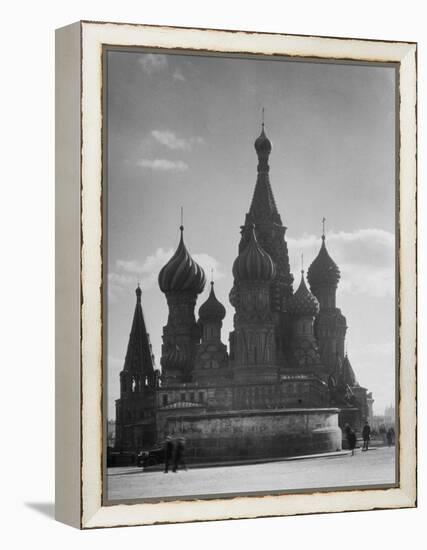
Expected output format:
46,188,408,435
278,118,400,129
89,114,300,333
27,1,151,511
114,124,374,461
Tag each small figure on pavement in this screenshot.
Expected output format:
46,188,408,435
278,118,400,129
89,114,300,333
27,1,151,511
379,424,386,444
347,427,357,456
362,421,371,451
164,435,174,473
386,427,395,447
173,436,187,472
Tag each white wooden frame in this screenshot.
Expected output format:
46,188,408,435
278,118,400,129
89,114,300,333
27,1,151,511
55,21,417,529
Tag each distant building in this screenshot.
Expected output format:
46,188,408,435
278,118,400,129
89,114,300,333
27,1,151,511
114,125,374,461
384,404,396,427
107,420,116,448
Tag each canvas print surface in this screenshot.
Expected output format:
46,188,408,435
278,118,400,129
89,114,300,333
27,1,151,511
104,49,397,503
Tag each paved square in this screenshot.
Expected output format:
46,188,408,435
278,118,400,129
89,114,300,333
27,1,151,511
107,446,396,501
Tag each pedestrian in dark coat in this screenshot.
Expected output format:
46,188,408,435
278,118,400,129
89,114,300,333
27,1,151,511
362,421,371,451
173,437,187,472
386,428,394,446
164,435,174,473
347,428,357,456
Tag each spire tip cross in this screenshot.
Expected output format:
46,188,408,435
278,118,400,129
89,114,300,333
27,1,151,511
179,206,184,232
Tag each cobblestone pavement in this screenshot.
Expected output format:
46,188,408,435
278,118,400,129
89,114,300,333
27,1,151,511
107,446,396,502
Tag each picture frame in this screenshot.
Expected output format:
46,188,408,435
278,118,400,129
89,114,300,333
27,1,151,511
55,20,417,529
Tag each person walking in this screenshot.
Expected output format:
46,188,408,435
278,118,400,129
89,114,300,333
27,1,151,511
163,435,174,473
386,427,394,447
362,421,371,451
173,437,187,472
347,427,357,456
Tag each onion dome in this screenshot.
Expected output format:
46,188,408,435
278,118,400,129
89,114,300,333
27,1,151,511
288,271,320,316
307,235,341,289
342,353,358,387
232,225,276,282
160,346,187,370
158,226,206,294
254,124,272,156
199,281,226,322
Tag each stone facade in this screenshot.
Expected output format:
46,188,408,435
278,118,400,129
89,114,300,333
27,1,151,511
114,126,373,457
166,409,342,462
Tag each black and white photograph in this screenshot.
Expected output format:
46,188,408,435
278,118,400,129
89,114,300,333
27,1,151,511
104,47,398,503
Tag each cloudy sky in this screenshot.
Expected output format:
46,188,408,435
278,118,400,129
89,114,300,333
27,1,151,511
106,49,396,419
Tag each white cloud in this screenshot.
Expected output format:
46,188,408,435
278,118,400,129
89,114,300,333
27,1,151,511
136,158,189,172
151,130,204,151
110,248,225,296
193,253,226,281
151,130,190,150
288,228,395,298
116,248,174,290
138,53,168,74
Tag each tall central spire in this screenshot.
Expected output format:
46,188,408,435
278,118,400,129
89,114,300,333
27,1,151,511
249,121,281,225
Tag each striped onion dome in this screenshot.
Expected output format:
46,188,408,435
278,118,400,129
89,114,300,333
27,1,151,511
160,346,187,370
232,225,276,282
158,226,206,294
307,235,340,289
199,282,226,322
288,271,320,316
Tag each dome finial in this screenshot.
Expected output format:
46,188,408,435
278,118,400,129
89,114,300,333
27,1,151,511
301,252,304,274
136,283,142,302
180,206,184,232
254,114,272,163
322,217,326,240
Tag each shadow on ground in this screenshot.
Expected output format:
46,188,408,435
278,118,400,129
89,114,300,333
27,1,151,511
25,502,55,519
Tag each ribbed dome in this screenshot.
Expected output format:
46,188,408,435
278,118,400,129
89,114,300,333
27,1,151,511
288,271,320,316
307,236,341,288
158,226,206,294
254,126,272,155
160,346,187,370
232,225,276,282
199,282,226,322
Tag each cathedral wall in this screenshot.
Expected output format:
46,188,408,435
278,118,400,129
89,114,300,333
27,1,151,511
166,408,341,462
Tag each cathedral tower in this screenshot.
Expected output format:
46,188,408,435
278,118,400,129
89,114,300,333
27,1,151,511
115,286,157,450
230,123,294,366
231,225,277,383
287,270,322,368
238,123,294,309
158,224,206,384
307,230,347,373
194,280,229,382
